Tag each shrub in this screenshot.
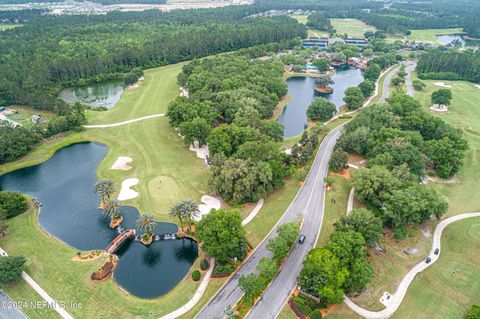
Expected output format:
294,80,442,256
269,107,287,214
296,170,307,181
466,304,480,319
393,226,407,241
295,302,311,316
192,270,201,281
0,256,26,285
200,258,209,271
213,263,235,275
0,191,28,218
310,309,323,319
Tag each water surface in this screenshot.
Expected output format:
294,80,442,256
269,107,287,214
58,80,125,109
436,34,466,46
278,66,364,138
0,142,197,298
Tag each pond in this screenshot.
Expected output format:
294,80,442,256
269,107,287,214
58,80,125,109
0,142,198,299
436,34,466,46
278,66,364,138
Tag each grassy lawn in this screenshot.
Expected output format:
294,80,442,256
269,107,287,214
289,14,329,38
331,19,376,38
406,28,465,43
7,106,56,128
0,24,22,31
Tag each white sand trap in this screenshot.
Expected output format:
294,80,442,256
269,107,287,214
118,178,139,201
475,84,480,90
189,141,209,159
196,195,221,221
430,104,449,112
111,156,133,171
433,82,452,88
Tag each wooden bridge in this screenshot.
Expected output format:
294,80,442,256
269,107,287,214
106,229,135,254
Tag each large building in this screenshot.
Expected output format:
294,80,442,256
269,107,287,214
302,37,368,50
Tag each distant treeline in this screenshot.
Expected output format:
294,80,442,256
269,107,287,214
0,7,306,112
417,50,480,83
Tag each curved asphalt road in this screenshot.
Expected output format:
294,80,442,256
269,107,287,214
379,64,400,103
195,125,344,319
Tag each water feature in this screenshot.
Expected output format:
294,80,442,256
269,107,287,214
436,34,466,46
0,142,198,298
58,80,125,109
278,66,364,138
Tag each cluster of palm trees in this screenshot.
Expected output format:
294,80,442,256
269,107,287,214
93,179,121,228
169,199,200,233
136,213,157,244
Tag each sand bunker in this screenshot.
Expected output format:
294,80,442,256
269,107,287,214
111,156,133,171
196,195,221,221
433,82,452,88
189,141,209,159
430,104,448,112
475,84,480,90
118,178,139,201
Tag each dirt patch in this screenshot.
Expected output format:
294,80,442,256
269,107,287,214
72,251,105,263
348,153,367,166
332,167,351,180
91,255,118,281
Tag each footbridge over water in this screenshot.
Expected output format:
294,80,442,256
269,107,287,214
106,229,135,254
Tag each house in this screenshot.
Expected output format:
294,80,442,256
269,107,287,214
32,114,47,124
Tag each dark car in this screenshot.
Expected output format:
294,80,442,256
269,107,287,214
434,248,440,255
298,235,306,244
425,257,431,264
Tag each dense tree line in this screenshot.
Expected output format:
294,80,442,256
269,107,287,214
0,191,28,219
306,12,332,33
335,93,468,236
0,126,39,165
168,54,294,204
417,50,480,83
0,7,306,111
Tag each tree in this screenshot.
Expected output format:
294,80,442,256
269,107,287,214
334,208,383,248
0,126,39,165
343,87,364,111
315,75,334,88
267,222,299,261
170,199,200,232
466,304,480,319
179,117,211,147
0,191,27,218
307,97,337,121
102,198,121,224
0,256,26,286
257,257,277,282
329,148,348,173
298,248,348,304
431,89,453,106
364,63,381,81
312,58,331,72
326,230,372,293
169,202,187,231
239,273,262,304
195,209,245,263
412,80,426,91
358,80,375,98
351,166,401,207
136,213,157,236
334,52,346,63
392,76,404,86
424,135,468,178
93,179,115,205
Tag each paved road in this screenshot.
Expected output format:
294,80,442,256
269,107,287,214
404,61,417,97
379,65,400,103
345,212,480,319
0,290,27,319
195,125,344,319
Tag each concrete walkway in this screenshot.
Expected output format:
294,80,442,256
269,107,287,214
347,188,355,215
344,212,480,319
242,198,264,226
0,246,74,319
83,113,165,128
159,258,215,319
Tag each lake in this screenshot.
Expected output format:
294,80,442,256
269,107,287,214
58,80,125,109
0,142,198,299
278,66,364,138
436,34,466,46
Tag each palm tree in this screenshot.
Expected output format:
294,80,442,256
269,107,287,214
169,202,186,231
181,199,200,231
136,213,157,236
93,179,115,206
102,198,121,224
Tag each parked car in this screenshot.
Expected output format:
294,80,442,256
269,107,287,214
434,248,440,255
425,257,431,264
298,234,306,244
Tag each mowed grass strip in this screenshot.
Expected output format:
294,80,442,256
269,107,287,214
406,28,465,43
330,19,376,38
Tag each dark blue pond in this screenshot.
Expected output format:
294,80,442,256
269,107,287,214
0,142,197,299
278,66,364,138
